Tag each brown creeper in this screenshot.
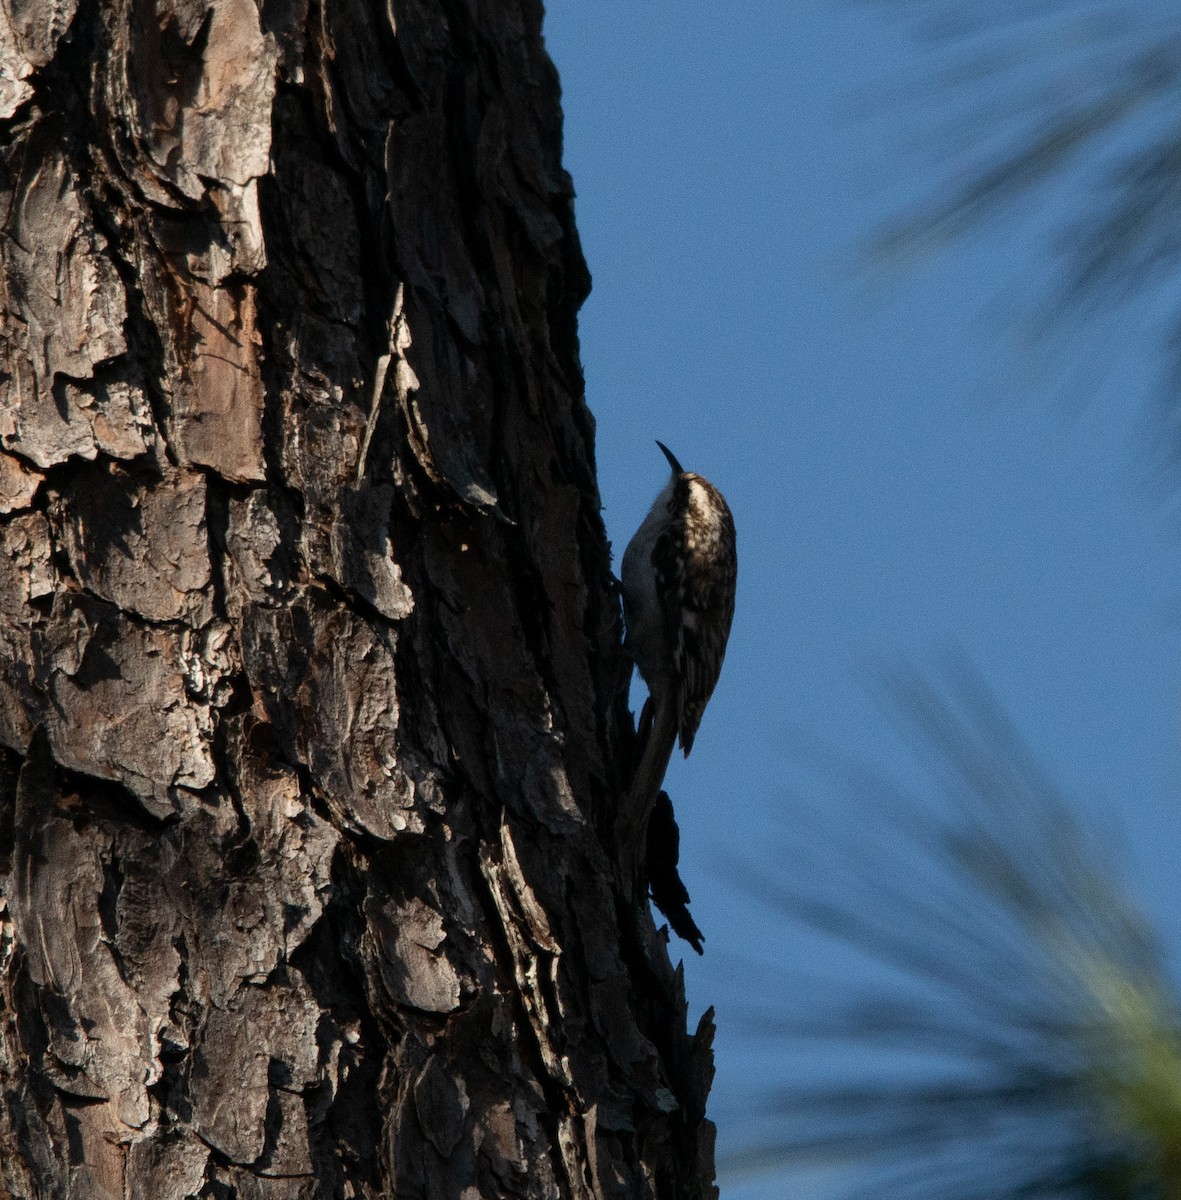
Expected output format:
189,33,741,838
619,442,737,867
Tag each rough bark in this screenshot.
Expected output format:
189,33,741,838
0,0,717,1197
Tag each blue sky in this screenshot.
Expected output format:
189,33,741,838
542,3,1181,1195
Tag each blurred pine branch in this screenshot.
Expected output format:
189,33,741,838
731,669,1181,1200
858,0,1181,435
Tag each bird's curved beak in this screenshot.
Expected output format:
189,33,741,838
655,441,684,475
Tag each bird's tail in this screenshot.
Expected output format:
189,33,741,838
616,693,678,891
630,694,677,820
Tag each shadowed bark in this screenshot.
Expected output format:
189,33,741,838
0,0,717,1196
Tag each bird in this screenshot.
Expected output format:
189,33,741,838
618,441,737,891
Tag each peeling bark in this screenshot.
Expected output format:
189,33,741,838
0,0,716,1196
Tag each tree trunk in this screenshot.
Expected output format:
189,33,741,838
0,1,717,1197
